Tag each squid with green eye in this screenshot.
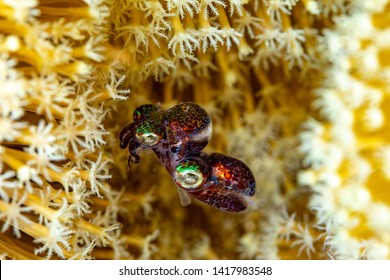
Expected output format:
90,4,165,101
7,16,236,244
119,102,256,212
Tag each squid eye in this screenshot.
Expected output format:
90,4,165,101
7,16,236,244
174,157,209,190
135,123,162,146
133,104,160,121
137,132,161,146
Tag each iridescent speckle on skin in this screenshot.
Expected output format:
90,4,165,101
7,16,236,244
133,104,161,122
163,102,212,160
119,102,256,212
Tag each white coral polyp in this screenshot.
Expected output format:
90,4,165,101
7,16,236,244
367,204,390,233
362,107,384,130
338,185,371,211
363,241,390,259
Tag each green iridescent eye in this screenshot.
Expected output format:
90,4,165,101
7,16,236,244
135,122,162,146
133,104,160,121
175,158,209,190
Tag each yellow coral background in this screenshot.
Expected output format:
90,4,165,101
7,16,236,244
0,0,389,259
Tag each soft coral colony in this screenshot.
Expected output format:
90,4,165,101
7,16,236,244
0,0,152,259
298,2,390,258
0,0,389,260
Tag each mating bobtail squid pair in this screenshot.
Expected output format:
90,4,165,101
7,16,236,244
119,102,255,212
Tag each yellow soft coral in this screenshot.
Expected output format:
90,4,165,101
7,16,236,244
107,0,327,260
0,0,160,260
1,0,390,260
298,1,390,259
